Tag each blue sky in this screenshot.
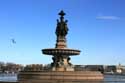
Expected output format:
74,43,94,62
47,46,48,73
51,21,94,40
0,0,125,65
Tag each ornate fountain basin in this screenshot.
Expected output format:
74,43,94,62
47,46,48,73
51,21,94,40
42,48,80,56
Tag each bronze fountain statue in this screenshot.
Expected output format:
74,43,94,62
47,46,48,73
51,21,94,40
42,10,80,71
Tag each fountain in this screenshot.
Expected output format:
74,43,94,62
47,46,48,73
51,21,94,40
42,10,80,71
18,10,103,83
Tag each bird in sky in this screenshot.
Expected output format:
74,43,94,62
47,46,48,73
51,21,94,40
11,38,16,44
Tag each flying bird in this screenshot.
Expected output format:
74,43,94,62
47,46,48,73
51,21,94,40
11,39,16,44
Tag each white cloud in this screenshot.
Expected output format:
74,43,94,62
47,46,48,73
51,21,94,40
96,15,120,20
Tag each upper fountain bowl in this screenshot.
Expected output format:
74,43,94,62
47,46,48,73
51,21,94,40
42,48,80,56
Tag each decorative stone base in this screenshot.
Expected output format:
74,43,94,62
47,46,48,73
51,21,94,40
18,71,103,83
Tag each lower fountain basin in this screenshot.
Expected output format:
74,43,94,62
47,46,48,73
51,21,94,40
42,48,80,56
18,71,103,83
